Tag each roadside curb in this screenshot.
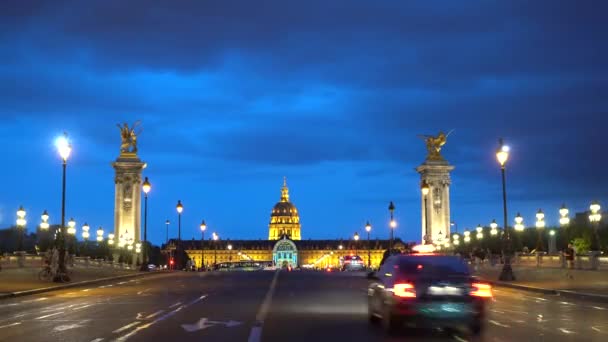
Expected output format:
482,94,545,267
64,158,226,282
0,271,166,300
480,278,608,303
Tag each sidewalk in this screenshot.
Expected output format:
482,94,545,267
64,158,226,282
0,266,143,297
472,264,608,301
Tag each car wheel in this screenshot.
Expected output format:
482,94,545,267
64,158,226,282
382,306,401,334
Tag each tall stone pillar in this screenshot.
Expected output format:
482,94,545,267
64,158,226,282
416,132,455,244
111,131,146,246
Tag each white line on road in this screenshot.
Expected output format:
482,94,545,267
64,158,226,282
0,322,22,329
488,320,511,328
144,310,164,319
117,282,127,285
136,288,151,295
90,338,104,342
113,321,142,333
248,270,281,342
592,306,607,310
81,289,91,292
591,326,601,332
169,301,182,308
72,304,93,310
22,297,48,303
114,295,208,341
35,311,65,320
559,328,576,334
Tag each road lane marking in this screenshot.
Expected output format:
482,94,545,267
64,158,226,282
488,320,510,328
144,310,164,319
453,335,468,342
591,326,601,332
559,328,576,334
113,321,141,333
136,288,151,295
73,304,93,310
82,288,92,292
0,322,22,329
592,306,607,310
114,295,207,341
90,339,104,342
22,297,48,303
35,311,64,320
249,270,281,342
169,301,182,308
117,282,127,285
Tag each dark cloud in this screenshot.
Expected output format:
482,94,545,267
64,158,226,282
0,0,606,241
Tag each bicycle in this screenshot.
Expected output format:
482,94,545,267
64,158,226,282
38,266,70,282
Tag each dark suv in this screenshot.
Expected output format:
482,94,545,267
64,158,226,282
367,253,491,335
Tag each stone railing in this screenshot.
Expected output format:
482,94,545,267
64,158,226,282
0,254,136,270
470,252,608,271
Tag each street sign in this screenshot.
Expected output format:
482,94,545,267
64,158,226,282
181,318,242,332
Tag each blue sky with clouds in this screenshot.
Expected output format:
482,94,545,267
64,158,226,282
0,0,606,245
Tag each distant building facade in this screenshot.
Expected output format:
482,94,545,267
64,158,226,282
178,179,405,269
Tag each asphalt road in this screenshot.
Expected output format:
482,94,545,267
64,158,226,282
0,270,607,342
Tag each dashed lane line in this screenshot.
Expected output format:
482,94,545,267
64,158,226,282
112,321,142,333
35,311,65,320
0,322,22,329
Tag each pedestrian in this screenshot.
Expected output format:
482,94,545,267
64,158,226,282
565,243,575,270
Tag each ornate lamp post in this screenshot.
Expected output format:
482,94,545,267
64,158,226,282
141,177,151,270
176,200,183,242
463,230,471,244
212,232,218,265
490,219,498,236
200,220,207,269
365,221,371,268
16,206,27,252
421,180,430,244
559,204,570,226
496,138,514,281
589,201,602,251
514,213,525,232
227,243,233,261
96,227,104,243
388,201,396,251
452,233,460,246
55,132,72,282
40,210,50,230
108,233,115,246
535,209,546,252
353,232,360,257
476,224,483,240
82,222,90,256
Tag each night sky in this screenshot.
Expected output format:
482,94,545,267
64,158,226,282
0,1,606,246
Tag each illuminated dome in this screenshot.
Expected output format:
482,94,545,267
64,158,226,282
268,177,301,240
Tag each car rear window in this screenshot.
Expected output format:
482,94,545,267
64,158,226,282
397,256,469,276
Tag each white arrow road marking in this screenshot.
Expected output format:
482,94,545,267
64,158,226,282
181,318,242,332
115,295,207,341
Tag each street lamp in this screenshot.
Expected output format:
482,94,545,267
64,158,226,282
388,201,396,251
40,210,50,230
464,230,471,243
496,138,514,281
227,243,233,261
16,205,27,251
476,224,483,240
212,232,219,265
452,233,460,246
55,132,72,282
490,219,498,236
200,220,207,269
559,204,570,226
535,209,546,252
365,221,371,268
82,223,90,254
165,219,170,244
108,233,115,246
67,218,76,235
176,200,183,242
354,232,359,257
421,180,431,244
96,227,104,242
141,177,151,270
514,213,525,232
589,201,602,251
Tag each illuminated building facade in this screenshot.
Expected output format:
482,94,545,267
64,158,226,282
180,179,406,269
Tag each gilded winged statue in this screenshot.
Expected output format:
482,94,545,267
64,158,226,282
117,121,142,154
418,130,453,161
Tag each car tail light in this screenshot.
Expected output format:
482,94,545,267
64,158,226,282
471,282,493,298
393,283,416,298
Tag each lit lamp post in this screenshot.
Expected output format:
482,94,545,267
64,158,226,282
514,213,525,232
464,230,471,244
452,233,460,246
490,219,498,236
165,219,170,244
16,206,27,252
141,177,151,270
476,224,483,240
354,232,360,257
108,233,115,246
200,220,207,269
535,209,546,252
96,227,104,242
421,180,430,244
559,204,570,226
176,200,183,242
589,201,602,253
227,243,233,261
496,138,514,281
40,210,50,230
212,232,218,265
55,132,72,282
82,223,90,256
365,221,371,268
388,201,396,252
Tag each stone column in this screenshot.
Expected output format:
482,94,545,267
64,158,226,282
112,153,146,247
416,159,455,244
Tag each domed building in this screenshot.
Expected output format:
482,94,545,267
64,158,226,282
176,178,408,270
268,177,301,240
